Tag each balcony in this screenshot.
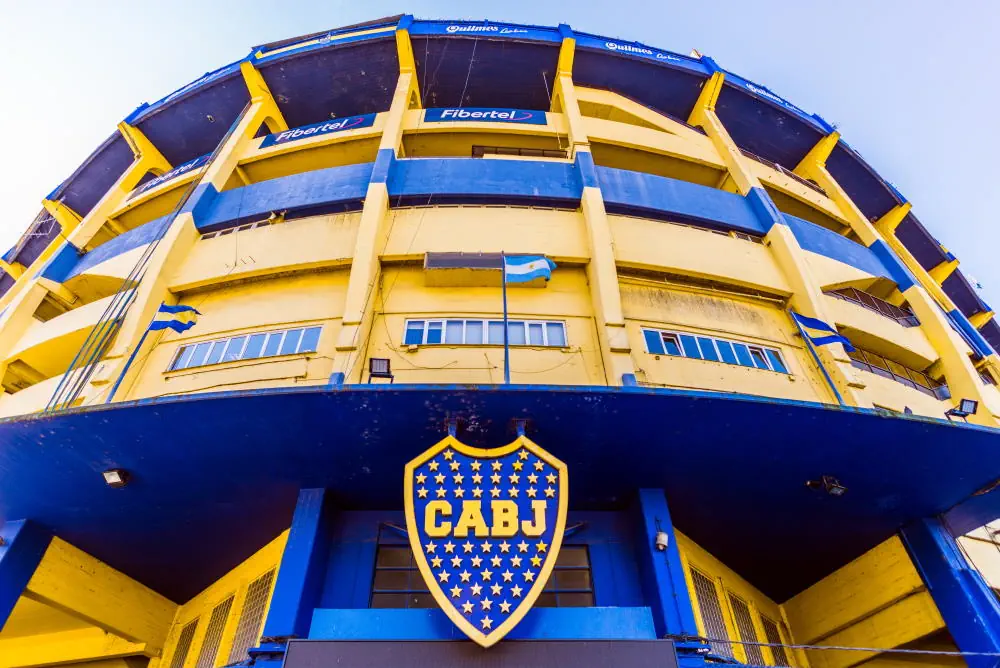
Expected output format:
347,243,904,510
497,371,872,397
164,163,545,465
847,347,949,401
827,287,919,327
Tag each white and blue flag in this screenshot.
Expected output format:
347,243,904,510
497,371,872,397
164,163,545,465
149,303,201,333
792,312,854,352
503,255,556,283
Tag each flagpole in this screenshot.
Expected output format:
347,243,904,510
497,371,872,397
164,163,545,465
106,303,161,404
792,314,845,407
502,251,511,384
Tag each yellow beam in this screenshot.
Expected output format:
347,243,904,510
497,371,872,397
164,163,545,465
970,310,995,329
0,260,24,280
928,258,959,284
24,538,176,649
239,61,288,133
556,34,575,77
41,199,82,235
686,73,760,196
874,202,911,238
116,122,168,168
793,131,840,174
687,72,724,122
0,628,148,668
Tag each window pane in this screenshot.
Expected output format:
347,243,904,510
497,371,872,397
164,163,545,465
404,321,424,345
263,332,283,357
558,592,594,607
555,570,591,589
223,336,247,362
205,340,225,365
280,329,303,355
425,322,442,345
371,594,407,609
466,321,484,345
376,546,412,567
373,570,409,591
546,322,566,347
697,337,719,362
528,323,544,346
557,546,590,567
749,348,769,370
733,343,754,367
172,345,194,370
508,322,526,345
643,329,665,354
680,334,701,359
765,349,788,373
445,320,464,344
299,327,321,353
717,340,737,365
188,342,212,368
488,321,505,344
242,334,267,360
663,335,681,356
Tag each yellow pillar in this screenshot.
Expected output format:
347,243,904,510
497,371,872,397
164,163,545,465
970,311,994,330
66,123,172,250
330,69,419,383
797,132,997,423
688,73,867,406
928,258,959,284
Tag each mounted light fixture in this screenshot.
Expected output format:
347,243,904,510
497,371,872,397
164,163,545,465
102,468,130,489
806,475,847,497
368,358,394,383
653,518,670,551
946,398,979,422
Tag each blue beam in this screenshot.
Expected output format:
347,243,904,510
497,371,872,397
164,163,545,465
261,488,335,642
632,490,706,665
0,520,52,631
901,517,1000,668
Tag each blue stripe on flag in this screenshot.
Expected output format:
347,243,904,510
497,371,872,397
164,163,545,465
149,320,197,333
158,303,201,315
792,312,855,352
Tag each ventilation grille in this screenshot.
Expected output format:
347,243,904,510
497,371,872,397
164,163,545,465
228,570,276,663
195,596,234,668
690,569,732,658
170,620,199,668
728,593,764,665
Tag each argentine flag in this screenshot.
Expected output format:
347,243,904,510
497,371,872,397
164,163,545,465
149,303,201,333
792,312,855,352
503,255,556,283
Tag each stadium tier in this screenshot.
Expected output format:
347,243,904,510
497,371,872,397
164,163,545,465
1,14,1000,668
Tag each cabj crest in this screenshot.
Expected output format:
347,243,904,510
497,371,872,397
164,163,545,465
404,434,568,647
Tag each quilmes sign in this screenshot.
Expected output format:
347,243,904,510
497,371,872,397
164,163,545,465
129,154,210,200
404,434,568,647
424,108,547,125
259,113,376,148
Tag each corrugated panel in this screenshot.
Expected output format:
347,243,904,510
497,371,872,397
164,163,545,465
728,593,765,665
195,596,234,668
690,569,732,658
170,620,199,668
228,570,276,663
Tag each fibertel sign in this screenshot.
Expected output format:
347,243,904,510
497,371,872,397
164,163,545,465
404,434,568,646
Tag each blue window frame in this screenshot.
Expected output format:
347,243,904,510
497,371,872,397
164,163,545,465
642,328,789,374
169,325,323,372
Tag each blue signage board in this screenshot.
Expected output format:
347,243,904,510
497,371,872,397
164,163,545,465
409,20,561,43
129,154,210,200
259,114,377,148
573,34,707,76
424,108,547,125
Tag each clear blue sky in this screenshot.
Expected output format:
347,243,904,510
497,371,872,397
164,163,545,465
1,1,997,302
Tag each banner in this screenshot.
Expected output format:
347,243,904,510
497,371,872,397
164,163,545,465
424,108,546,125
259,113,377,148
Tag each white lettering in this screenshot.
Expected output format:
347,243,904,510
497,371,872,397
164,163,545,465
605,41,653,55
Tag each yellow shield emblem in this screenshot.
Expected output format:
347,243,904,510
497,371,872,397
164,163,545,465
403,434,568,647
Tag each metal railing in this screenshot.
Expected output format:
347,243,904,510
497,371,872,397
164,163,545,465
739,148,827,196
827,287,920,327
44,102,253,412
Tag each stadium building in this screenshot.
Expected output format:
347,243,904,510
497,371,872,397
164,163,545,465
2,13,1000,668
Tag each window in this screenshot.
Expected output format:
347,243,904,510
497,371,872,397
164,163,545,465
690,569,733,658
369,544,594,609
169,620,199,668
728,592,765,665
227,570,276,664
370,545,435,609
169,326,322,371
403,319,567,347
847,347,947,399
537,546,594,608
201,220,270,239
194,596,234,668
643,328,789,374
760,615,791,666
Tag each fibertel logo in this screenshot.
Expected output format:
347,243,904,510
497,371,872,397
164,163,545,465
404,434,568,647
